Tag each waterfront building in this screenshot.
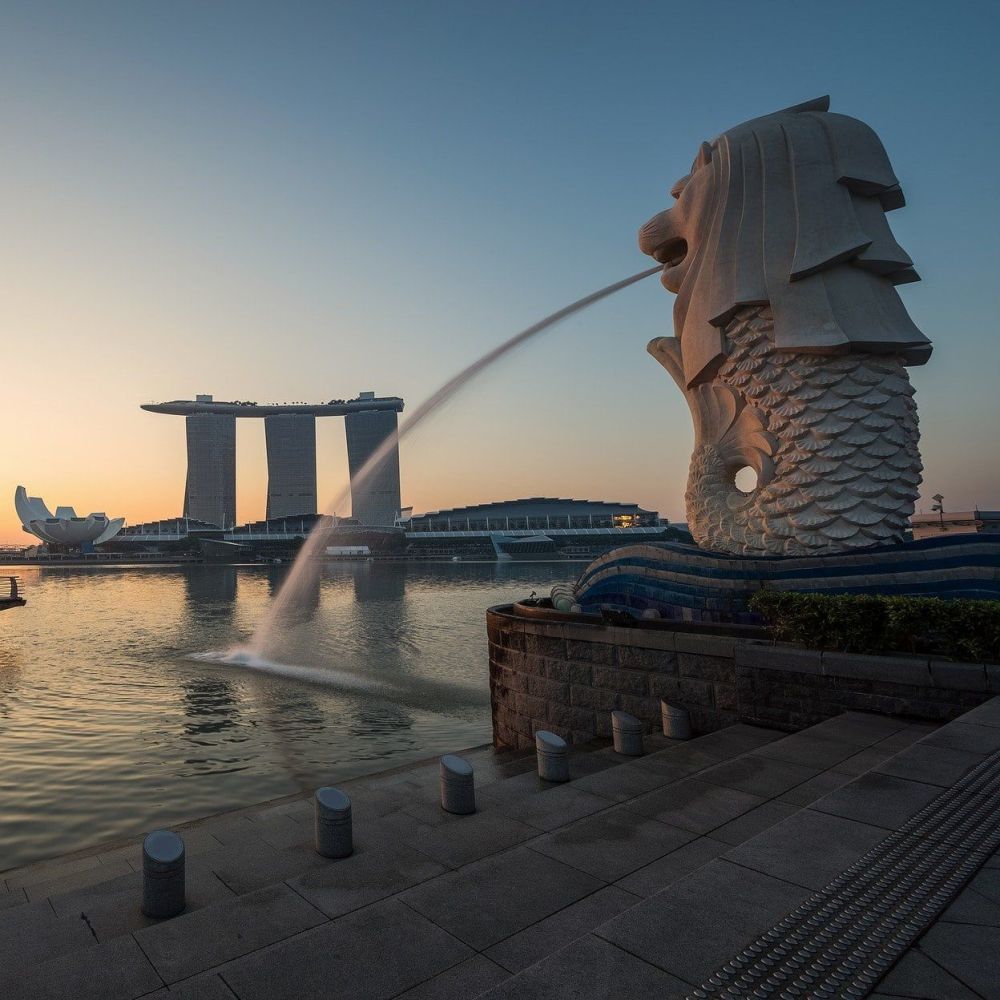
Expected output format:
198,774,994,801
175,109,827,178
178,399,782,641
142,391,405,526
14,486,124,547
183,401,236,528
264,413,317,519
402,497,683,560
405,497,660,532
344,393,403,527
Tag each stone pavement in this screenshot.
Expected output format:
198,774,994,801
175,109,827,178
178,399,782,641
2,703,999,999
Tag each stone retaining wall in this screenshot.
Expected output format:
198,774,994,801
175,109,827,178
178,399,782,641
488,604,999,748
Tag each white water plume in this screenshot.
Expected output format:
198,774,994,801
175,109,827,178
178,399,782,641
189,648,487,709
245,264,663,662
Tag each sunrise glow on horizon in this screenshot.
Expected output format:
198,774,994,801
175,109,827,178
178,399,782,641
2,1,998,544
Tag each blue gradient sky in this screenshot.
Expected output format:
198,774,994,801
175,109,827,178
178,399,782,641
1,1,998,541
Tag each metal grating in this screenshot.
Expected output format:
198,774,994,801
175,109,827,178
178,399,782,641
687,747,1000,999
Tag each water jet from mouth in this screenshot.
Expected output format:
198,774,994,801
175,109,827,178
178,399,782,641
243,263,663,664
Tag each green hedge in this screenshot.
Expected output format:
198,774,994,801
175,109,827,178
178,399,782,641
748,590,1000,663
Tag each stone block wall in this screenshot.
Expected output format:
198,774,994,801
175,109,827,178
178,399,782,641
488,604,999,749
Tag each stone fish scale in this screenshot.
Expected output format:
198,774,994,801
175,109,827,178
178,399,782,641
684,306,921,555
685,746,1000,1000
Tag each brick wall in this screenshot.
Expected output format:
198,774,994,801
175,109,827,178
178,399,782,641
488,604,999,749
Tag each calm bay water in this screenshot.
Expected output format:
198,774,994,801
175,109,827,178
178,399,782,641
0,561,574,869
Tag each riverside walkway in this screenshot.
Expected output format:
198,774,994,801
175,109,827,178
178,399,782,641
2,704,1000,998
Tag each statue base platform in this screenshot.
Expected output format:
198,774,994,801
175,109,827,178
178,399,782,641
574,534,1000,624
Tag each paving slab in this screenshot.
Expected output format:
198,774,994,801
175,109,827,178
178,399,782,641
627,747,718,782
778,768,856,806
627,777,767,835
286,839,445,918
0,933,161,1000
48,864,229,920
832,743,904,776
916,922,1000,999
401,845,604,951
753,731,862,769
134,883,325,983
695,754,819,798
392,955,509,1000
875,743,986,789
218,897,471,1000
875,948,980,1000
480,934,690,1000
0,898,97,976
199,838,328,895
566,760,673,802
596,859,810,985
0,886,27,911
955,698,1000,730
965,866,1000,905
144,973,236,999
614,836,730,897
62,868,234,941
723,809,889,889
528,804,697,881
680,724,781,759
484,885,640,973
402,811,538,868
476,777,614,832
809,772,943,831
707,800,800,846
806,711,909,744
21,857,133,902
942,884,1000,926
918,721,1000,757
4,852,105,889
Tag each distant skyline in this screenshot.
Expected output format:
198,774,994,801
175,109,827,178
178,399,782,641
2,1,999,543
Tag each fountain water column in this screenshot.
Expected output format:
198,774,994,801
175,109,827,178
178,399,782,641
141,830,185,918
440,755,476,814
248,265,663,662
535,730,570,782
314,787,353,858
612,710,645,755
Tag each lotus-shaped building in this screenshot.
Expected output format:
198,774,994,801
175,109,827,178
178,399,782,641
15,486,125,546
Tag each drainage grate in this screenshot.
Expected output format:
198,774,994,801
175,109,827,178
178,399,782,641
687,747,1000,999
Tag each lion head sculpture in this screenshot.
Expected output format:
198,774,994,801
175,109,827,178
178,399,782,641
639,96,931,388
639,98,930,556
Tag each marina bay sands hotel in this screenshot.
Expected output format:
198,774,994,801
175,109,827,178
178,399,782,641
141,392,403,529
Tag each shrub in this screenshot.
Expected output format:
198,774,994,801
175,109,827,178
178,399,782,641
747,590,1000,663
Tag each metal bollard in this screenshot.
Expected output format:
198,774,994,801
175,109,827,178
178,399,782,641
314,787,353,858
142,830,185,919
535,730,570,782
440,754,476,815
661,699,692,740
612,710,645,756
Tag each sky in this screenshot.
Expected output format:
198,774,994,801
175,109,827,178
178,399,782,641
1,0,998,543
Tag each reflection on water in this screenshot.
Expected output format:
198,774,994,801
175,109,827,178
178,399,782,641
0,560,576,868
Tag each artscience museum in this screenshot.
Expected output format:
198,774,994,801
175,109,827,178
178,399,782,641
15,486,124,547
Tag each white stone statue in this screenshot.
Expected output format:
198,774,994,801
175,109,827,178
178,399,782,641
640,96,932,555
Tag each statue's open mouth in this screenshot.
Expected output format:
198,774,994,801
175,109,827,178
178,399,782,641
651,237,687,268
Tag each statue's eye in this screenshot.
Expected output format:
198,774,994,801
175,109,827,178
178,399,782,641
670,175,689,200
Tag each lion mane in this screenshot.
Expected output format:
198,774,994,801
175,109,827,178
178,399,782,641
640,96,932,388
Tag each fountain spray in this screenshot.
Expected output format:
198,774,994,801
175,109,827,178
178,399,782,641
244,264,663,662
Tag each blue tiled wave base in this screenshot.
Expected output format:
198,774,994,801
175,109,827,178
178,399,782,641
573,535,1000,623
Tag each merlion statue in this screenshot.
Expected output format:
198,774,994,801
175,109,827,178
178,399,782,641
639,96,931,556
